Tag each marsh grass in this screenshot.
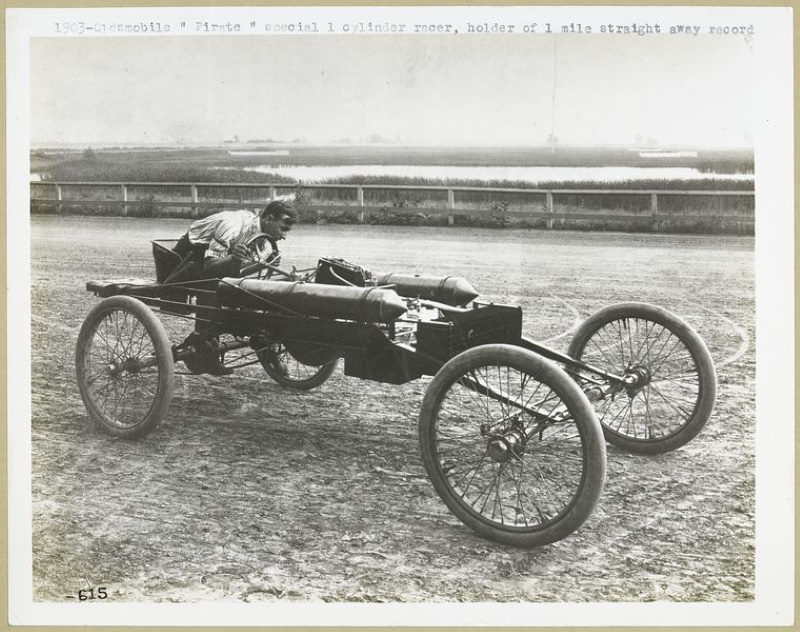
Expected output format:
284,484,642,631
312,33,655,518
30,148,754,233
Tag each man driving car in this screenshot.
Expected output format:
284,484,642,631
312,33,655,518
173,199,296,280
171,199,297,375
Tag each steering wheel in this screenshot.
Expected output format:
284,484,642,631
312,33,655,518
236,234,279,279
239,234,317,281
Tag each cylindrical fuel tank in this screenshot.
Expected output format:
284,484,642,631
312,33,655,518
217,278,407,323
373,273,479,307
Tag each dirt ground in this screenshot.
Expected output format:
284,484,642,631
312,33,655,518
27,216,755,604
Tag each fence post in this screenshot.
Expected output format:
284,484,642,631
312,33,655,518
357,186,365,223
447,189,455,226
269,186,276,201
55,184,63,215
121,184,128,216
191,185,199,218
650,193,659,231
546,191,554,229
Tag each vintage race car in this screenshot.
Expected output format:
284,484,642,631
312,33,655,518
76,238,717,548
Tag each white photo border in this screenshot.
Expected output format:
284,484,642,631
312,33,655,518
6,4,795,627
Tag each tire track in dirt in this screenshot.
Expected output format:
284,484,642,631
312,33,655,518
539,296,582,343
672,301,751,369
692,305,751,368
535,297,751,370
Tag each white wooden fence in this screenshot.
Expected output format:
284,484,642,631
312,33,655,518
30,180,755,229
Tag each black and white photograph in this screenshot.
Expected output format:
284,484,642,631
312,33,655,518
6,4,794,627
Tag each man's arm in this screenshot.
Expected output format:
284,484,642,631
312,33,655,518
207,216,247,259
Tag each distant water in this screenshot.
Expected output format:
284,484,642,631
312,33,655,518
228,150,290,157
238,164,753,184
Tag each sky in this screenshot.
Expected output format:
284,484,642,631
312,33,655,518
30,32,756,148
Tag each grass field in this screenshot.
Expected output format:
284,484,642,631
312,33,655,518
27,217,756,605
31,143,754,174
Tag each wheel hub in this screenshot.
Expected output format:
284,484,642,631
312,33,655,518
106,357,140,378
623,365,652,397
487,428,526,463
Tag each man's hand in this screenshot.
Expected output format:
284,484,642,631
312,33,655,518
229,243,250,262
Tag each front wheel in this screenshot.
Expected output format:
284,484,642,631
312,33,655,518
75,296,174,438
419,344,606,548
567,302,717,454
257,342,339,390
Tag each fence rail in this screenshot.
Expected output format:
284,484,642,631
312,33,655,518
30,180,755,229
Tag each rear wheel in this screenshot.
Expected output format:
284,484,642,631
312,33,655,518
419,344,606,548
257,342,338,390
567,302,717,454
75,296,174,438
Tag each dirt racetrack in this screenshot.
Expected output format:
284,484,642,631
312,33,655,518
28,216,755,604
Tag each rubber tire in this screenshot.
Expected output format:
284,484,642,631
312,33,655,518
76,296,174,438
567,302,717,454
419,344,606,548
258,343,339,391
